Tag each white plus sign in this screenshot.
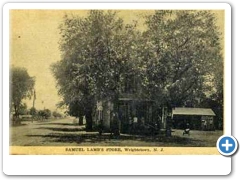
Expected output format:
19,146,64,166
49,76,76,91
222,139,233,151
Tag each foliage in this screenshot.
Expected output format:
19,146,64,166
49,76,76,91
11,67,35,119
140,10,223,108
29,107,37,116
200,60,223,129
18,103,28,115
38,109,51,119
52,10,223,128
52,10,140,129
52,111,62,118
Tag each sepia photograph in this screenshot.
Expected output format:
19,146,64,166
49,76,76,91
9,8,224,155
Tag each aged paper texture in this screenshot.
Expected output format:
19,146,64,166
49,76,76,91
10,9,225,155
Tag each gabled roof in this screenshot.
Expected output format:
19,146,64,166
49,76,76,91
172,107,216,116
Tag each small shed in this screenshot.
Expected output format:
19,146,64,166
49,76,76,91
172,107,216,130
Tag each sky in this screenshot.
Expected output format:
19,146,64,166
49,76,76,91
10,10,224,112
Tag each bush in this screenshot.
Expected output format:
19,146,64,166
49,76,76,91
52,111,62,118
38,109,51,119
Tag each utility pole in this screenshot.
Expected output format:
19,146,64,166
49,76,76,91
32,89,36,123
33,89,36,108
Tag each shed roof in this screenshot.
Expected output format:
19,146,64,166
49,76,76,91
172,108,216,116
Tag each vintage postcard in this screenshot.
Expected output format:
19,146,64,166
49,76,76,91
3,2,232,175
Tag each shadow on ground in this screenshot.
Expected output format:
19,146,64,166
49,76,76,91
37,123,80,126
36,127,86,132
26,132,204,147
11,123,27,127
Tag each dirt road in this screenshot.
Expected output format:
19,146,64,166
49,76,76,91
10,118,222,147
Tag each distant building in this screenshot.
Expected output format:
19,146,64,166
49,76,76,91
172,107,216,130
19,114,32,120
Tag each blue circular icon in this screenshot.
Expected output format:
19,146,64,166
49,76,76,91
217,135,238,156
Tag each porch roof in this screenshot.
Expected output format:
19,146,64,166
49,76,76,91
172,107,216,116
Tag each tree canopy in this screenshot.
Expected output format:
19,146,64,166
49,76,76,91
11,67,35,120
52,10,140,129
140,10,223,108
52,10,223,128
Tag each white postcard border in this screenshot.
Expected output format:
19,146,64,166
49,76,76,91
3,2,231,175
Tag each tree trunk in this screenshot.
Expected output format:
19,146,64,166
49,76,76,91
85,110,93,131
13,104,21,125
78,116,83,125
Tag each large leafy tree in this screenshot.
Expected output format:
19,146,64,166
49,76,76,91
200,59,223,129
10,67,35,121
52,10,223,130
140,10,223,108
52,10,140,130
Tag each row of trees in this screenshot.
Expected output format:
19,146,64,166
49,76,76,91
30,107,52,119
12,102,63,120
31,107,63,119
10,67,63,123
30,107,63,119
52,10,223,130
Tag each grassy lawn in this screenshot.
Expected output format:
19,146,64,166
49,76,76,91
10,118,223,147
